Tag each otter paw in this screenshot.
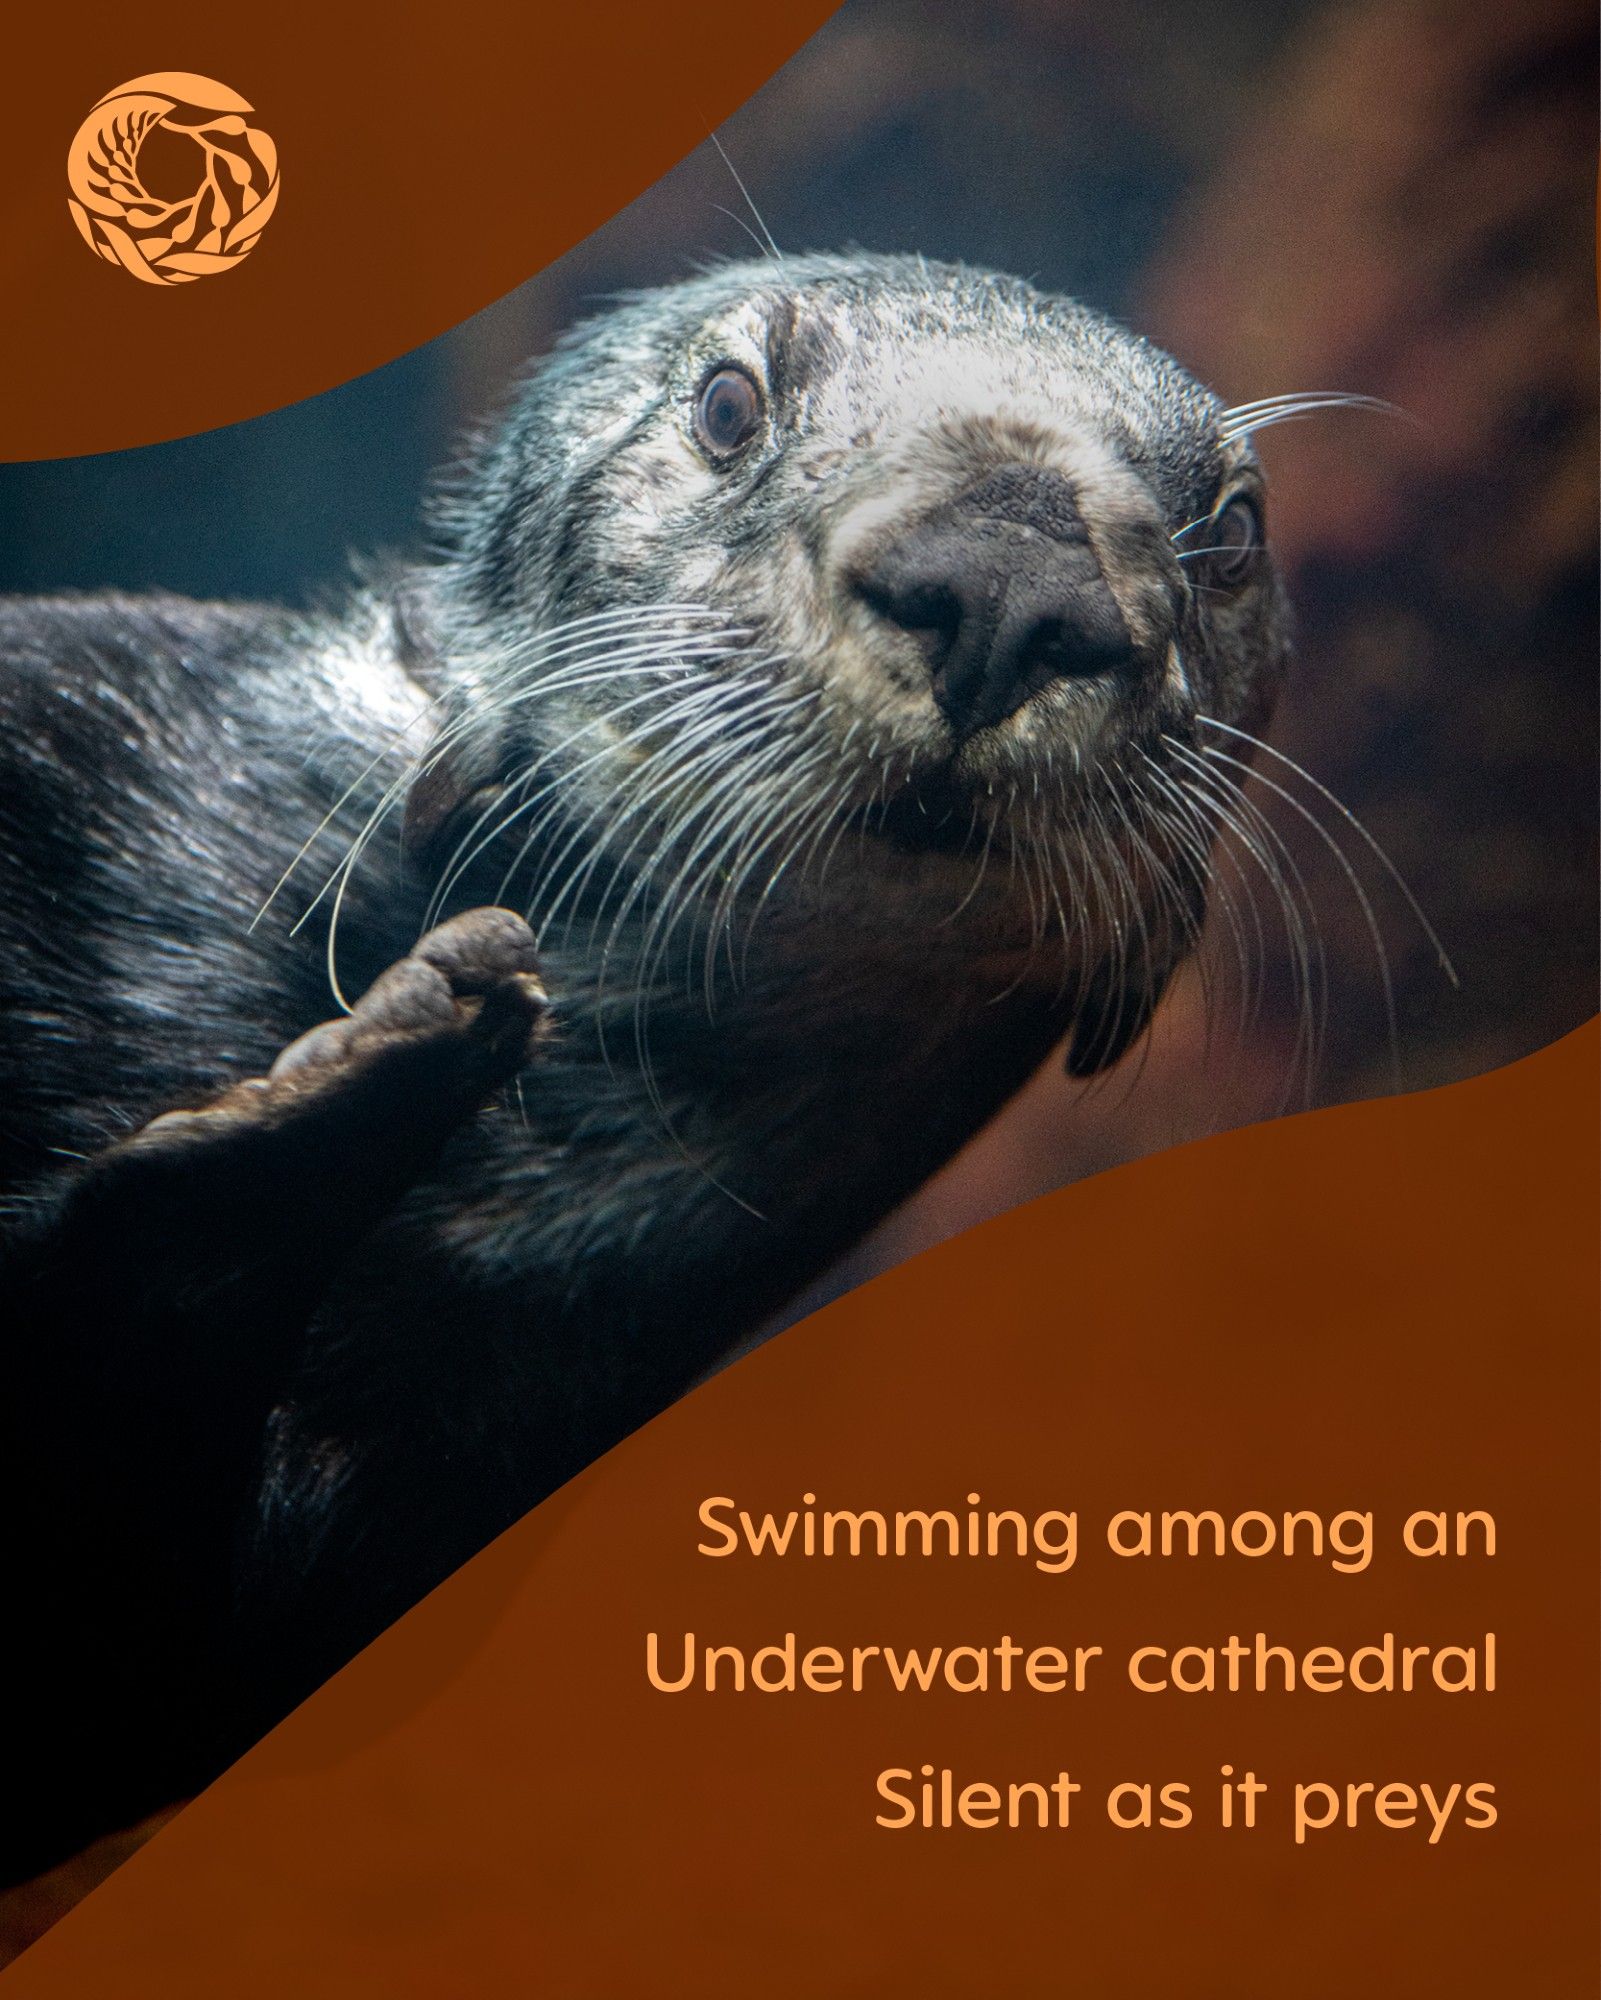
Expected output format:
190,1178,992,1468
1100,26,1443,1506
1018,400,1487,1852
268,908,547,1086
134,909,548,1154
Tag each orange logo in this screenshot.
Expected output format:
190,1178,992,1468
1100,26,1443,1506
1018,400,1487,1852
67,72,278,285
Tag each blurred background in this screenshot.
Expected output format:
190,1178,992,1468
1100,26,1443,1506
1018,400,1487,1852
0,0,1594,1297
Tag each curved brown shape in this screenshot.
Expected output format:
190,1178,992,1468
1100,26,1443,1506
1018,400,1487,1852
2,1022,1594,1990
4,1,842,459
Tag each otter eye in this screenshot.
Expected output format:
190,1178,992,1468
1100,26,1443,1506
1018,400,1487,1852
1207,495,1261,586
694,366,764,458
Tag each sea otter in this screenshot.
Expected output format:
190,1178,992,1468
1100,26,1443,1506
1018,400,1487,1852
0,252,1292,1877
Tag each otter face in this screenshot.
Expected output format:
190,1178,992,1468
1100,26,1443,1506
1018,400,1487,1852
425,254,1292,1068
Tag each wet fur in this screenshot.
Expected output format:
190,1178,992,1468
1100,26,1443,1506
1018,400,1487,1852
0,255,1288,1877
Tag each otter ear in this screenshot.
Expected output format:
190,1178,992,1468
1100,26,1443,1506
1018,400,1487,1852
392,589,490,873
1063,965,1174,1078
402,744,475,868
402,754,507,877
393,607,506,876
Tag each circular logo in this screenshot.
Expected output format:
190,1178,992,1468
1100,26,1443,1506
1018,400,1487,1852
67,71,278,285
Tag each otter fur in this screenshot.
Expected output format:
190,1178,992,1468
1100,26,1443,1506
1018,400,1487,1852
0,253,1289,1877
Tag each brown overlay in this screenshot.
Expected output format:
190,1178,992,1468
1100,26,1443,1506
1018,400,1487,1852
0,1022,1594,1993
0,0,841,459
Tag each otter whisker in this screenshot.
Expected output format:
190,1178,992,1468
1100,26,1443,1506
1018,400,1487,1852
251,690,435,933
702,769,827,1002
590,730,779,1127
1165,736,1327,1103
411,607,739,782
1203,767,1328,1107
810,760,874,901
576,706,784,986
640,701,828,993
621,707,830,1171
574,677,809,974
1017,797,1047,955
984,794,1056,1006
1086,780,1183,1103
642,705,818,990
1219,390,1399,421
1163,741,1315,1097
1112,768,1213,1005
795,753,872,890
1129,775,1227,1064
572,679,818,1033
459,602,737,690
1163,745,1275,1000
727,737,853,973
698,750,839,1000
712,204,777,266
1218,392,1408,447
421,646,749,922
1196,741,1404,1088
706,129,783,266
712,737,851,996
1038,821,1081,1008
938,801,1000,929
1047,823,1092,995
1137,751,1255,1062
300,619,744,969
1085,785,1152,1064
1160,744,1328,1104
1195,715,1458,987
428,652,755,925
507,674,767,931
544,708,760,960
256,607,738,932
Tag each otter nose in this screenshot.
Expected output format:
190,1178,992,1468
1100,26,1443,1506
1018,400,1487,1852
852,464,1138,740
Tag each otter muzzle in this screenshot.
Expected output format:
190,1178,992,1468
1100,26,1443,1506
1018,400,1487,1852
851,463,1139,740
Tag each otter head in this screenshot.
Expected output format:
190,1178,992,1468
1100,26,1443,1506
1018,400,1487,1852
416,254,1291,1076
